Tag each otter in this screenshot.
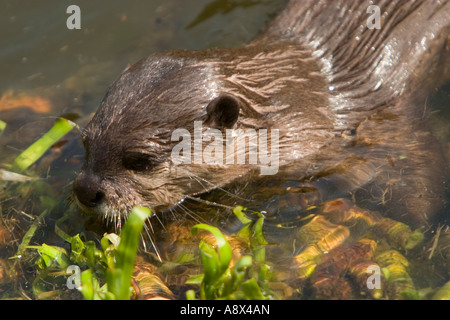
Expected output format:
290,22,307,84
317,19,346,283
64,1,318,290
73,0,450,238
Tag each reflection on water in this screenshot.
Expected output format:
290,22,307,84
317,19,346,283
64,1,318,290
0,0,448,300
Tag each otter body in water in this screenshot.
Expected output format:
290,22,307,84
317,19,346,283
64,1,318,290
74,0,450,232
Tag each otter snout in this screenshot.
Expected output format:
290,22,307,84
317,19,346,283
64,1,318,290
73,172,105,209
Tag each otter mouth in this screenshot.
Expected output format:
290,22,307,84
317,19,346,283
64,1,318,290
72,192,127,225
72,182,187,225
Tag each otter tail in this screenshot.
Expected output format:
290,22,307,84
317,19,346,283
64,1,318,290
265,0,450,130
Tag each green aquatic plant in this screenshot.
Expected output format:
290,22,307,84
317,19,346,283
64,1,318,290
29,206,151,300
1,117,75,259
0,117,76,298
2,116,448,300
0,120,6,138
432,280,450,300
185,207,275,300
1,117,149,300
104,206,151,299
0,117,75,191
11,117,75,173
0,117,274,300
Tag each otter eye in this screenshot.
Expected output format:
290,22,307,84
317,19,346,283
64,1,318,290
122,152,156,172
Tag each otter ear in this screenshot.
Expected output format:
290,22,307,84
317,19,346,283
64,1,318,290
204,93,241,129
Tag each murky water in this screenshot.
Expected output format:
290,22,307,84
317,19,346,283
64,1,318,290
0,0,448,300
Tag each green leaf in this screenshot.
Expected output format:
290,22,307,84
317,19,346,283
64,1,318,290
69,234,86,264
233,206,252,225
101,233,121,268
191,224,232,277
222,255,252,297
186,289,197,300
10,209,50,261
242,278,265,300
54,216,72,242
105,268,127,300
185,273,204,285
0,119,6,137
81,269,115,300
191,224,234,300
106,206,151,300
80,269,96,300
101,233,120,251
252,217,267,246
12,117,75,172
198,240,221,285
36,243,70,269
432,280,450,300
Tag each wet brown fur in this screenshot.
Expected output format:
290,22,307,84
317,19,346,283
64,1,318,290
74,0,450,232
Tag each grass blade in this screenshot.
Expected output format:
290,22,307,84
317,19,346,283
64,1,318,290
106,206,151,300
12,117,75,172
0,120,6,138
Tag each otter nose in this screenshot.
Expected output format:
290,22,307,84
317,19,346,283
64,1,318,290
73,172,105,208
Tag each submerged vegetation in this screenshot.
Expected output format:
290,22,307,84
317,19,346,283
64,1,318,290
23,206,275,300
185,207,275,300
30,206,150,300
0,117,449,300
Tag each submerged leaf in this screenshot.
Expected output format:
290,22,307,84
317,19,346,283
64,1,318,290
34,243,70,269
0,169,36,182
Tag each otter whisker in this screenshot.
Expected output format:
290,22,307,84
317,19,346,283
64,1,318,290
158,199,182,221
142,222,162,262
146,213,156,234
181,168,250,202
186,172,210,195
151,210,166,230
113,209,123,234
177,202,208,225
166,206,178,222
184,195,236,211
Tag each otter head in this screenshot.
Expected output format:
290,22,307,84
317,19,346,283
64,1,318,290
73,42,333,227
73,50,261,224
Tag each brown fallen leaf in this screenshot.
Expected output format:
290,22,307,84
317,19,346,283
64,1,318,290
0,90,52,113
